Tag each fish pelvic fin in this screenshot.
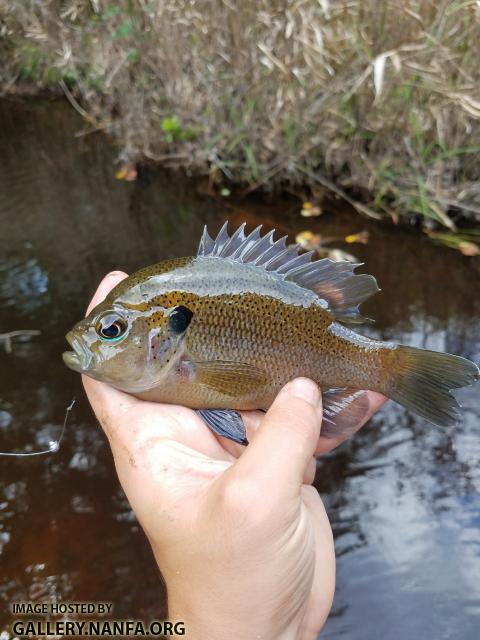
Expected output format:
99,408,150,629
196,409,248,445
197,222,379,322
386,345,479,427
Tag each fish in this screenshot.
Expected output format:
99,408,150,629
63,223,480,444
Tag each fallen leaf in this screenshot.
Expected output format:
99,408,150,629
115,165,137,181
328,248,358,263
295,231,323,250
300,201,322,217
344,230,369,244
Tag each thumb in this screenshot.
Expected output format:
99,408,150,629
232,378,322,499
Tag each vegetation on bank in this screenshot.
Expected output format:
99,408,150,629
1,1,480,234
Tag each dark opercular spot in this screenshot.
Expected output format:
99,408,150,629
169,305,194,335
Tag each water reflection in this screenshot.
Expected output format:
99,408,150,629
0,98,479,638
0,256,49,312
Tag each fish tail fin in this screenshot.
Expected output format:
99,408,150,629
386,345,479,427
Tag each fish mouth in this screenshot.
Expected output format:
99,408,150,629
63,332,92,373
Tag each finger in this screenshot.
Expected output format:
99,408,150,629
315,391,387,456
231,378,322,499
213,410,263,457
82,375,140,445
83,375,236,466
299,486,336,635
218,411,317,485
304,456,317,485
86,270,128,315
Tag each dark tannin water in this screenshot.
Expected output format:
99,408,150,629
1,99,479,639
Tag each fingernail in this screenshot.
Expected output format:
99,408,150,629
287,378,320,406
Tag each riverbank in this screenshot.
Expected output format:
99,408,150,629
2,1,480,234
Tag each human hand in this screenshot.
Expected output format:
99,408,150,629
82,272,386,640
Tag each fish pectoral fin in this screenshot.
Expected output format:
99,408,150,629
196,409,248,445
193,360,268,396
321,388,370,438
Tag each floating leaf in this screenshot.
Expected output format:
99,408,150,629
296,230,313,246
345,230,369,244
300,201,322,217
328,248,358,263
295,230,323,250
426,230,480,256
115,165,137,181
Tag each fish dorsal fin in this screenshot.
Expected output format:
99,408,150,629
197,223,379,319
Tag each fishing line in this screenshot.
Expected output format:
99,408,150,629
0,398,75,458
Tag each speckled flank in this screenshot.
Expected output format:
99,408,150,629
131,289,392,408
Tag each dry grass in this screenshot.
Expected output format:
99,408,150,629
2,0,480,227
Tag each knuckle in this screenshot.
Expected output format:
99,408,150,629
106,270,127,279
218,478,264,526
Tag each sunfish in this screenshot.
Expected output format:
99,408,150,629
63,223,479,444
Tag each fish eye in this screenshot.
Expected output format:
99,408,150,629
169,305,193,335
95,312,128,342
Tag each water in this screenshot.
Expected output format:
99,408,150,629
0,98,479,638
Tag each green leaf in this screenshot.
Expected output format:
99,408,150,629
113,22,133,39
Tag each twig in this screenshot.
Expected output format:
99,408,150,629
59,79,91,120
298,167,383,220
434,198,480,217
0,330,40,354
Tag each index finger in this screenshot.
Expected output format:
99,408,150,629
86,270,129,315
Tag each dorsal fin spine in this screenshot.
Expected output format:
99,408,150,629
263,245,293,270
198,226,214,256
196,222,379,320
221,222,246,256
233,225,263,260
247,230,276,263
257,236,288,268
277,250,315,274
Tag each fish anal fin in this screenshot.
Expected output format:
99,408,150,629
321,389,370,438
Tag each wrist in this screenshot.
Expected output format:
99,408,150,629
167,582,301,640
